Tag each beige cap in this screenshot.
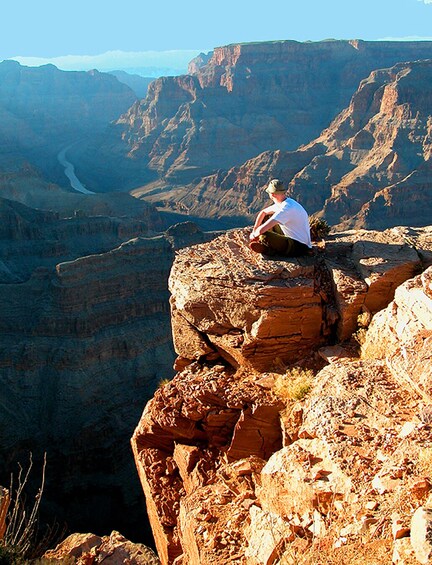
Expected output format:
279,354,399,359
265,179,285,194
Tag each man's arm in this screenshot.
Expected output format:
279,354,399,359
250,217,279,239
250,206,275,239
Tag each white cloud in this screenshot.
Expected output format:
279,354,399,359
6,49,209,76
378,35,432,41
418,0,432,3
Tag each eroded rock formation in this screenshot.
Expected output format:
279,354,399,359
78,40,432,194
169,227,427,368
153,58,432,231
132,226,432,564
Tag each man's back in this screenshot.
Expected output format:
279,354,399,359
268,198,312,248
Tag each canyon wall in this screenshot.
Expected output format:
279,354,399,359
146,58,432,232
77,40,432,199
132,225,432,564
0,60,136,185
0,196,215,540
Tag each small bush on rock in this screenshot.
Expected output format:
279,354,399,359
273,367,314,401
309,215,331,241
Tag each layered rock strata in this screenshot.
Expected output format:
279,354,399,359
169,227,426,367
132,226,432,564
79,40,432,192
0,196,215,538
154,59,432,230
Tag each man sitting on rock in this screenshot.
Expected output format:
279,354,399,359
249,179,312,256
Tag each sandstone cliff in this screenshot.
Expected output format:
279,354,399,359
77,40,432,193
0,195,215,539
150,58,432,232
132,226,432,564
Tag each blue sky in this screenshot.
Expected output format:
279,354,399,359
2,0,432,72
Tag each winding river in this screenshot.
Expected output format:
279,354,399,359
57,143,95,195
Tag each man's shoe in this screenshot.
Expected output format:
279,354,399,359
249,241,268,254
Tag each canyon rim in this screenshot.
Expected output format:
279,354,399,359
0,37,432,564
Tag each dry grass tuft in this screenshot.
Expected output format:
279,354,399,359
0,454,62,563
309,216,331,241
353,327,367,347
273,368,314,402
357,310,371,329
417,447,432,478
157,377,172,389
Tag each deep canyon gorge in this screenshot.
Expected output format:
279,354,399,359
0,38,432,564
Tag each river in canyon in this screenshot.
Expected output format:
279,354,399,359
57,143,95,194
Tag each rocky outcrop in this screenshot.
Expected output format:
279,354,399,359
362,266,432,400
43,531,160,564
169,226,427,369
0,196,216,539
132,225,432,564
79,40,432,192
153,58,432,231
132,366,284,564
187,52,212,74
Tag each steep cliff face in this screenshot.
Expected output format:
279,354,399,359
289,59,432,229
132,226,432,564
362,266,432,397
0,196,215,538
79,40,432,192
0,196,162,281
154,59,432,231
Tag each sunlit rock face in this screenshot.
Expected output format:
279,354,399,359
152,58,432,231
132,226,432,564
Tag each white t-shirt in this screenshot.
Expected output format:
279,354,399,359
267,198,312,248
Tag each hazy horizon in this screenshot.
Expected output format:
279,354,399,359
6,34,432,77
2,0,432,63
5,49,207,76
